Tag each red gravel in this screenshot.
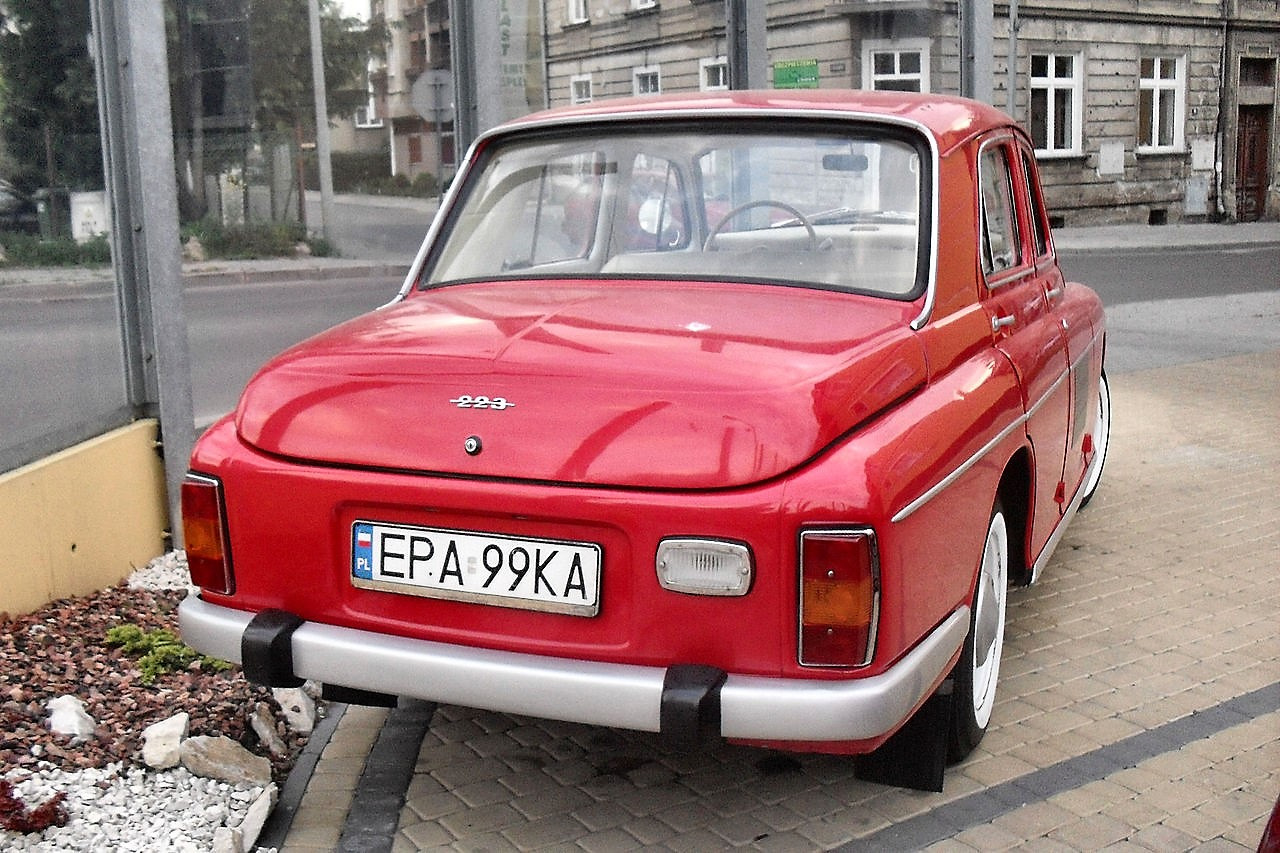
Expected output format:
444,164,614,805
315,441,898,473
0,585,307,783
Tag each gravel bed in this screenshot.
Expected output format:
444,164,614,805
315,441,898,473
1,552,311,851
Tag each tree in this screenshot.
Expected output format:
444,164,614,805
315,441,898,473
0,0,102,192
169,0,382,221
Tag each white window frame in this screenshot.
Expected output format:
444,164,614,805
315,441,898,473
354,103,383,129
1137,55,1186,153
862,39,930,93
1029,52,1083,157
566,0,588,25
699,56,729,92
632,64,661,97
570,73,593,105
631,0,657,9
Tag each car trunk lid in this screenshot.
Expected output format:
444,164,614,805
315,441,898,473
235,280,926,490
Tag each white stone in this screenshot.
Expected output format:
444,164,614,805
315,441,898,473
249,702,289,757
142,712,190,769
237,782,278,850
180,735,273,787
211,826,244,853
271,686,316,734
46,694,96,741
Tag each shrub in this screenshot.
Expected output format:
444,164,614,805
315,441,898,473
181,220,322,260
0,233,111,267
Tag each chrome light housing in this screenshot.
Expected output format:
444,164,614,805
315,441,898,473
656,538,753,596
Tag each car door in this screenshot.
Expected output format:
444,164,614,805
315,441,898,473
977,136,1072,561
1017,146,1099,505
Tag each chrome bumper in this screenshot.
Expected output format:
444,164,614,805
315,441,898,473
179,595,966,743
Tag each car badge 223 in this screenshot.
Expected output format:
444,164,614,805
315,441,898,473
449,395,515,410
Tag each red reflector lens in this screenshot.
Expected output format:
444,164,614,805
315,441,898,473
799,530,878,667
181,474,234,595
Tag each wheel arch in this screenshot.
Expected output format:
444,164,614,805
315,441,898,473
995,446,1033,586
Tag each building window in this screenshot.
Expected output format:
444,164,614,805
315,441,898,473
633,65,661,96
567,0,588,25
1029,53,1082,156
700,57,728,92
408,135,423,165
570,73,593,105
862,40,929,93
354,104,383,129
1138,55,1186,152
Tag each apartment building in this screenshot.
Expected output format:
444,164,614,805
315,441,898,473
369,0,456,181
542,1,1280,224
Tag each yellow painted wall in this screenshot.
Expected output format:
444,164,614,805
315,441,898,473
0,420,169,616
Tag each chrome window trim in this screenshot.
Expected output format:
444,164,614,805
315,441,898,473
393,106,942,322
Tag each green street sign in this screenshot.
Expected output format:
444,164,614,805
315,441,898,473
774,59,820,89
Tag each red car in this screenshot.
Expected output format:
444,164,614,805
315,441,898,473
179,91,1108,790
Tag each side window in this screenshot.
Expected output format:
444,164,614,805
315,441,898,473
978,145,1022,276
622,154,689,252
1020,149,1050,259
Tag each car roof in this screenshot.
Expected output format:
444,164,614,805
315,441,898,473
504,89,1018,156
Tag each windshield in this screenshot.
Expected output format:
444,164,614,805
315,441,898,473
423,122,928,297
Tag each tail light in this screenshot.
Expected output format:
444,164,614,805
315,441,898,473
181,473,234,595
799,529,879,667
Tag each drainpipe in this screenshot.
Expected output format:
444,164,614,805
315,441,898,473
1214,3,1229,219
1006,0,1018,118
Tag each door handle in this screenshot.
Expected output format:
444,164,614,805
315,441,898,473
992,314,1016,332
1045,285,1064,301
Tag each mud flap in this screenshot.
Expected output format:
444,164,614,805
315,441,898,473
854,679,953,792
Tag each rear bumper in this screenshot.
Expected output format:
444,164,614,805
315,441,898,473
179,595,966,745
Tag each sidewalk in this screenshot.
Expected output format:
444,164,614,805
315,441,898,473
260,349,1280,852
1052,219,1280,253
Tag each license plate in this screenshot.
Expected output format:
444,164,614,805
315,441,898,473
351,521,602,616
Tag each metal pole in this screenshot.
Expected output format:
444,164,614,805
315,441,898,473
90,0,194,547
448,0,477,154
308,0,335,242
959,0,994,104
725,0,767,90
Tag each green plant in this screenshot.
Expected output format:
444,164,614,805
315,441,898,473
181,219,311,260
0,233,111,267
105,624,231,685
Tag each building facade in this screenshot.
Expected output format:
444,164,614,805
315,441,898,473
542,0,1280,224
369,0,456,182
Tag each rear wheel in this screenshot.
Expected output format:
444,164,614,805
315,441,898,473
1079,370,1111,508
948,500,1008,762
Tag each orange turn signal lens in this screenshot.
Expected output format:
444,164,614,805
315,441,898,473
799,529,879,667
181,473,234,595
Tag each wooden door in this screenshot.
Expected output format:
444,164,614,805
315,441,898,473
1236,106,1271,222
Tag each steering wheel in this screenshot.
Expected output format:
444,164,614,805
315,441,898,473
703,200,817,252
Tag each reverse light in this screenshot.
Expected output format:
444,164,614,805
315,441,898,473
799,529,879,667
656,538,753,596
181,473,234,595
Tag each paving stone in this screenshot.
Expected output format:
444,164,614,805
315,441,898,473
574,827,644,853
501,813,590,849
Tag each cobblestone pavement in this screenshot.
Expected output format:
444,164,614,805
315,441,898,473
275,349,1280,852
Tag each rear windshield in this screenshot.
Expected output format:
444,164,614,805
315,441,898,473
422,121,929,298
